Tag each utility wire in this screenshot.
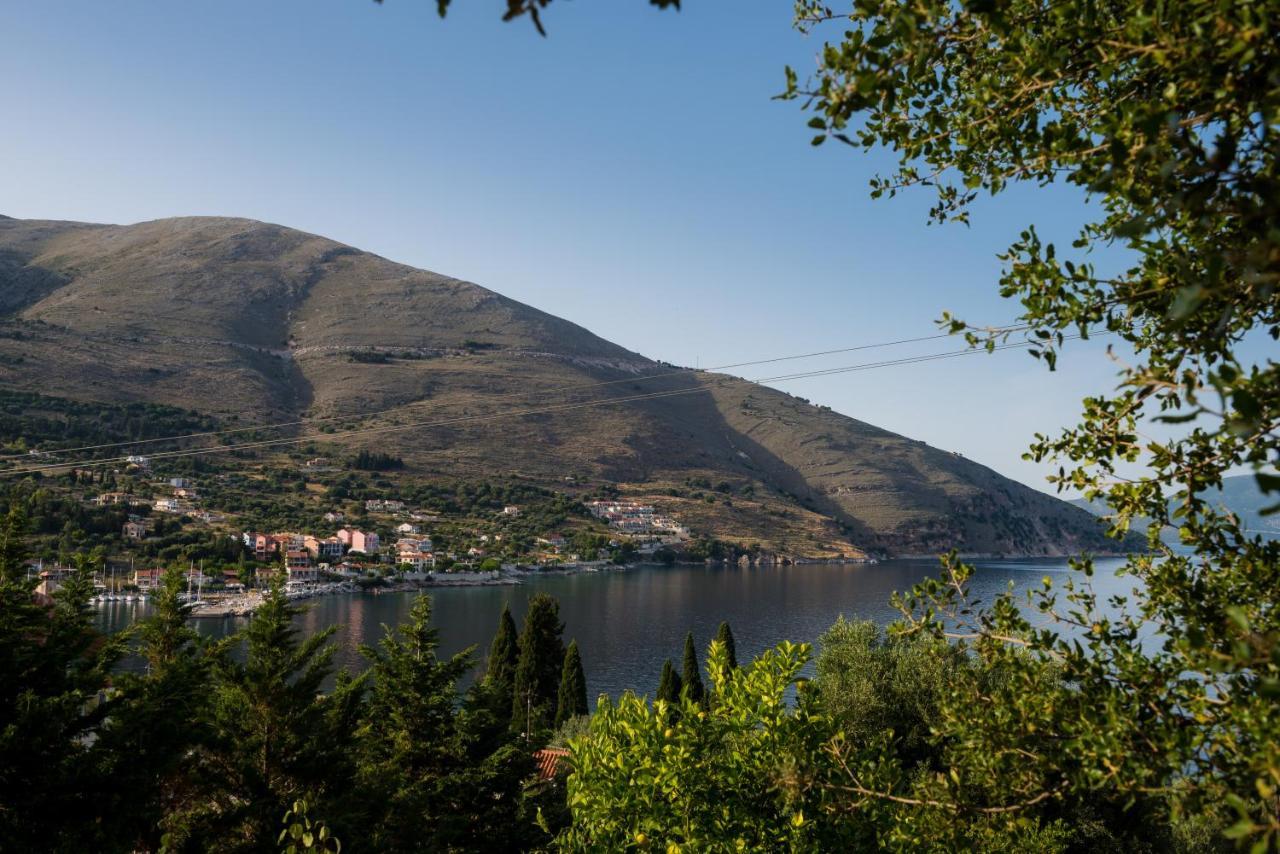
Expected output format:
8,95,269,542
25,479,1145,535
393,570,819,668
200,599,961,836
1,333,1083,477
0,324,1033,461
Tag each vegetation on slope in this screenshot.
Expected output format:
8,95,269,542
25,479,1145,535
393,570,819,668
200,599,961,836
0,217,1116,557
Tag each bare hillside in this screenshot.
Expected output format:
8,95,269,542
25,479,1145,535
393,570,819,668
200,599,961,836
0,215,1121,557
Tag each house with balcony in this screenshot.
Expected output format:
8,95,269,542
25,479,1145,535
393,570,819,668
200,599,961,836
304,535,345,562
283,550,319,583
396,545,435,571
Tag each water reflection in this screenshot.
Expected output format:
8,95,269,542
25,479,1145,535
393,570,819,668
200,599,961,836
98,557,1135,700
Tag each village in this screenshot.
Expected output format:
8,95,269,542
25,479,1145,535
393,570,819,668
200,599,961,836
26,457,697,616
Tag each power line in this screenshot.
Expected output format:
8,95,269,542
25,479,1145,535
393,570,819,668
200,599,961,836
1,333,1081,477
0,324,1033,461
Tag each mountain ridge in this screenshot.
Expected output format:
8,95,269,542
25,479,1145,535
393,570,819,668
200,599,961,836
0,214,1125,558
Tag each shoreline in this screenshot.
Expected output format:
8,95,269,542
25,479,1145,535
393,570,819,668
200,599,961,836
180,554,1136,619
111,554,1141,622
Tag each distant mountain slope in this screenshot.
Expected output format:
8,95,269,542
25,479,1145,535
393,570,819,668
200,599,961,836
1071,473,1279,541
0,215,1122,557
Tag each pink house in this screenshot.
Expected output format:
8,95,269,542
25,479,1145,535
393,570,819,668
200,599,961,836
337,528,379,554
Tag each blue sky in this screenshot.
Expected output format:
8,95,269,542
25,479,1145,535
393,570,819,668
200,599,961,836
1,0,1133,493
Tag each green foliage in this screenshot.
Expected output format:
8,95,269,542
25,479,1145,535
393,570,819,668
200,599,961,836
714,620,738,673
815,618,963,763
787,0,1280,846
684,536,747,562
0,507,124,852
99,565,213,851
560,640,859,851
164,578,363,851
350,449,403,471
278,799,340,854
556,639,588,729
0,389,215,456
680,631,705,707
549,712,592,749
512,593,567,738
486,603,519,718
0,495,561,851
354,594,546,849
654,658,682,706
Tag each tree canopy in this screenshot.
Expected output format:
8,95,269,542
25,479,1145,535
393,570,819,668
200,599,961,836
783,0,1279,846
512,593,567,737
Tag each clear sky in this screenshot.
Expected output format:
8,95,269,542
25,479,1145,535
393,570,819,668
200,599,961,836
1,0,1134,494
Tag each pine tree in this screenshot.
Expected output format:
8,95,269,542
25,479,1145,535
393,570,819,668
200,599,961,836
99,565,212,851
167,576,362,850
485,603,519,717
681,631,705,706
0,508,122,851
511,593,565,738
356,594,476,850
555,639,588,728
655,659,683,705
715,621,738,671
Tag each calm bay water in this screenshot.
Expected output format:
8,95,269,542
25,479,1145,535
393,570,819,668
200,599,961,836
97,556,1133,700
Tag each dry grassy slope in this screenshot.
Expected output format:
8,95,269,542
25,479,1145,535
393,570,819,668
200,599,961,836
701,380,1118,556
0,215,1118,557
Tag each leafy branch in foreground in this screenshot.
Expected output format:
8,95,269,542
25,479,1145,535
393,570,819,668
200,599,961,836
377,0,680,37
786,0,1279,846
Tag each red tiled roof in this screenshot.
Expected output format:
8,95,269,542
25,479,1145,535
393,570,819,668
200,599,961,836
532,747,569,781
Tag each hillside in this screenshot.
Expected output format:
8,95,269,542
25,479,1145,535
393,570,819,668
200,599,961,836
0,214,1123,557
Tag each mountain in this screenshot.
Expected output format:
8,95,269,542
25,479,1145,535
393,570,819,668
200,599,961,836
0,215,1123,558
1071,474,1279,541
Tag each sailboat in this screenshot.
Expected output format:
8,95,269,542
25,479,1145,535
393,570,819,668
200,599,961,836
187,561,207,609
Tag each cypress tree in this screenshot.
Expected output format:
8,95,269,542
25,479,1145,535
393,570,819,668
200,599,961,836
511,593,565,737
485,604,519,715
715,621,738,670
555,639,588,728
655,659,682,705
681,631,705,706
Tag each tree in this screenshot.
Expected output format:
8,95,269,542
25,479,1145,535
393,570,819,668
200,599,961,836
98,565,212,851
654,658,682,706
0,507,122,852
486,603,520,717
555,639,588,728
166,577,363,851
787,0,1280,846
356,594,495,849
561,641,861,850
814,618,963,765
714,621,737,673
680,631,705,707
511,593,566,738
